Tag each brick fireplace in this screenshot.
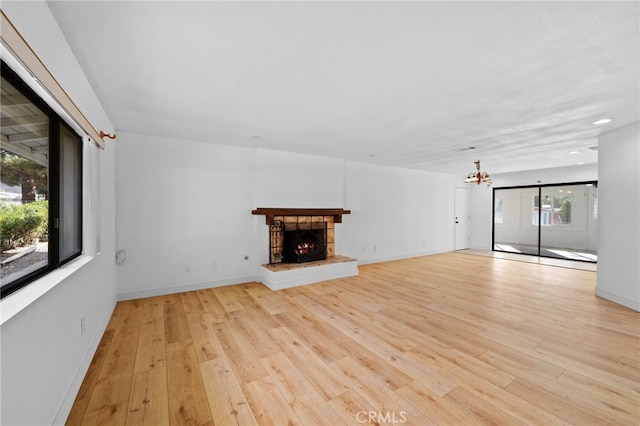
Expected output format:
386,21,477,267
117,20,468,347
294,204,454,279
251,208,358,289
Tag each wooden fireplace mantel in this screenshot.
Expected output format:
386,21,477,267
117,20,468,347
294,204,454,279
251,207,351,224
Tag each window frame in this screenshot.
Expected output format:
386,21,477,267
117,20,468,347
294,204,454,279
1,60,83,298
492,180,598,263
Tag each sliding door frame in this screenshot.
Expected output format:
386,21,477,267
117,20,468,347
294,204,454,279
492,180,598,263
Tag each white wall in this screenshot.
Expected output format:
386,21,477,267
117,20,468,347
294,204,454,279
254,151,460,265
116,138,461,293
116,132,258,299
343,162,459,263
255,149,344,208
596,123,640,311
0,2,118,425
469,184,494,250
469,163,598,250
492,163,598,188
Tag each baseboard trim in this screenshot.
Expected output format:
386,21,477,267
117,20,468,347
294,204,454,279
595,287,640,312
117,276,260,301
356,248,453,266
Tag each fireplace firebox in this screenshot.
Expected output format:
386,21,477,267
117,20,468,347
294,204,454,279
283,225,327,263
269,219,327,264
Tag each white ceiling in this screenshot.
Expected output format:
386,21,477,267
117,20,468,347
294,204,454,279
47,1,639,175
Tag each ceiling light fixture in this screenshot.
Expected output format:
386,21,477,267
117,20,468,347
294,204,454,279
592,118,614,125
465,160,492,186
568,150,580,155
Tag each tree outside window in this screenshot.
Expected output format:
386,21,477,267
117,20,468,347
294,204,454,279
533,194,572,226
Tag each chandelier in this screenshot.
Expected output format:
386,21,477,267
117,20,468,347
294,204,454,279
465,160,492,186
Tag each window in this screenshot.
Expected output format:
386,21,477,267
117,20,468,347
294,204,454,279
532,193,572,226
493,182,597,262
494,198,504,224
1,61,83,298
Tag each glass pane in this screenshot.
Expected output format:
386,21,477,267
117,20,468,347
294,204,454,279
540,184,597,262
59,125,82,261
1,75,50,286
494,187,539,255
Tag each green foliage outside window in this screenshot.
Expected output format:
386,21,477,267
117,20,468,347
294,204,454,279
0,201,48,250
559,198,571,224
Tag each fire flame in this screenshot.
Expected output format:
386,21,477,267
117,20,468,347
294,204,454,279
296,242,315,255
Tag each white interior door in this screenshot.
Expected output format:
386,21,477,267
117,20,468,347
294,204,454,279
454,187,470,250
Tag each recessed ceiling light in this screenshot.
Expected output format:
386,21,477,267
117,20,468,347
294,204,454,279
568,150,580,155
577,162,585,165
592,118,614,125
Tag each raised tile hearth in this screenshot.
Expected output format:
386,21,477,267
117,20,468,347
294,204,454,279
260,255,358,290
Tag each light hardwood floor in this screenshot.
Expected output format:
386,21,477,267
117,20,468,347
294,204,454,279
67,252,640,425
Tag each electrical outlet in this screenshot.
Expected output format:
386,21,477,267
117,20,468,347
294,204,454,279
80,317,86,335
184,264,191,272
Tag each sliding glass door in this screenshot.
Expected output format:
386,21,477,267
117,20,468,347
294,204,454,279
539,183,598,261
493,182,597,262
493,187,539,256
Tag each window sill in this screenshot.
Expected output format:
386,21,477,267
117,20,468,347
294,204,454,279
1,254,95,325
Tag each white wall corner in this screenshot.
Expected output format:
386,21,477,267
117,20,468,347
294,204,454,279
595,287,640,313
